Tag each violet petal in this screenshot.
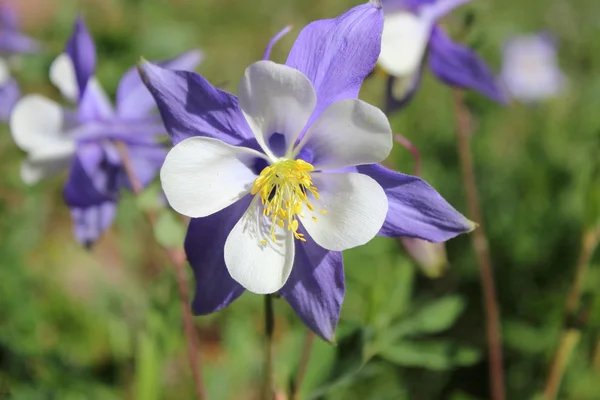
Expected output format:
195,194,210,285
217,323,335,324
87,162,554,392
138,62,254,146
428,27,507,104
185,197,250,315
280,232,344,343
286,3,383,120
358,164,475,241
117,50,204,119
65,17,96,99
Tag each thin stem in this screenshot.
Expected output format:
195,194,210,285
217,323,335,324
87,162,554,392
394,134,422,176
291,331,315,400
543,226,600,400
263,295,275,400
543,330,581,400
564,228,600,317
115,142,207,400
453,91,505,400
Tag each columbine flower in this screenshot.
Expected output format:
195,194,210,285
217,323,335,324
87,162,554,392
0,1,39,121
139,2,474,342
500,32,567,103
9,17,202,247
377,0,506,111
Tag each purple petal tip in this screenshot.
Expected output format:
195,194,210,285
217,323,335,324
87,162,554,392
467,219,478,232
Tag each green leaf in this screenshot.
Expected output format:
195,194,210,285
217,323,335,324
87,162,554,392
134,331,162,400
503,319,554,355
400,295,467,336
379,340,480,371
308,328,368,399
136,183,164,212
153,211,186,248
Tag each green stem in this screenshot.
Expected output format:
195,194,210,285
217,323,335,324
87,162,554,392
291,331,315,400
263,295,275,400
115,141,206,400
543,226,600,400
453,91,505,400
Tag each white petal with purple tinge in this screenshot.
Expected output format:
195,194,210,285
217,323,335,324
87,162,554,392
301,172,388,251
224,197,295,294
239,61,316,159
10,95,74,155
296,98,392,170
378,12,431,77
50,53,79,102
160,136,264,218
21,146,74,185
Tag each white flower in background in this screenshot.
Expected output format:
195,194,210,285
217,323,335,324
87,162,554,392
500,32,567,103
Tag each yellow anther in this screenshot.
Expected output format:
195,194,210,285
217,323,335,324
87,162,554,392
320,210,327,215
251,159,322,244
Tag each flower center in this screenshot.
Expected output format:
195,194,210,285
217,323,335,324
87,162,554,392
251,159,325,244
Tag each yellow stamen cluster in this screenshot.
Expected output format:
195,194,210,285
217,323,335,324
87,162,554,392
251,159,324,244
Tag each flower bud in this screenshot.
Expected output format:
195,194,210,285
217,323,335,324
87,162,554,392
400,237,448,278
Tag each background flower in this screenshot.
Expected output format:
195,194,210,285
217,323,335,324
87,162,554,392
378,0,506,111
9,17,202,246
0,1,39,121
500,32,567,103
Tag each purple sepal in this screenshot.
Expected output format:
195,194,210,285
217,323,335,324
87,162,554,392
286,3,384,121
0,3,40,54
384,71,423,114
0,78,19,121
116,143,167,191
63,142,119,209
137,63,254,146
71,201,116,249
357,164,475,242
428,27,507,104
65,17,96,99
78,81,114,122
280,232,344,343
117,50,204,119
186,197,249,315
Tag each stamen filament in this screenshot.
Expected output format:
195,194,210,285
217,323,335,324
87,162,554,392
251,159,323,243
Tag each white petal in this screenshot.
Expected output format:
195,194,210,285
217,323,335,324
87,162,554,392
296,98,392,170
50,53,79,102
238,60,316,159
378,12,431,77
224,197,295,294
21,148,74,185
0,58,10,85
301,172,388,251
10,95,73,153
160,136,265,218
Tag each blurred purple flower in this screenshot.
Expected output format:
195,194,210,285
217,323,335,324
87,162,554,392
500,32,567,103
138,2,475,342
378,0,506,112
0,1,40,121
9,17,202,247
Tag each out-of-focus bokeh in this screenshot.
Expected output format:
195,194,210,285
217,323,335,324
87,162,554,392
1,0,599,399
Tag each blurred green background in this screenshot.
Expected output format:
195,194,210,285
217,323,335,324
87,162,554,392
1,0,600,399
